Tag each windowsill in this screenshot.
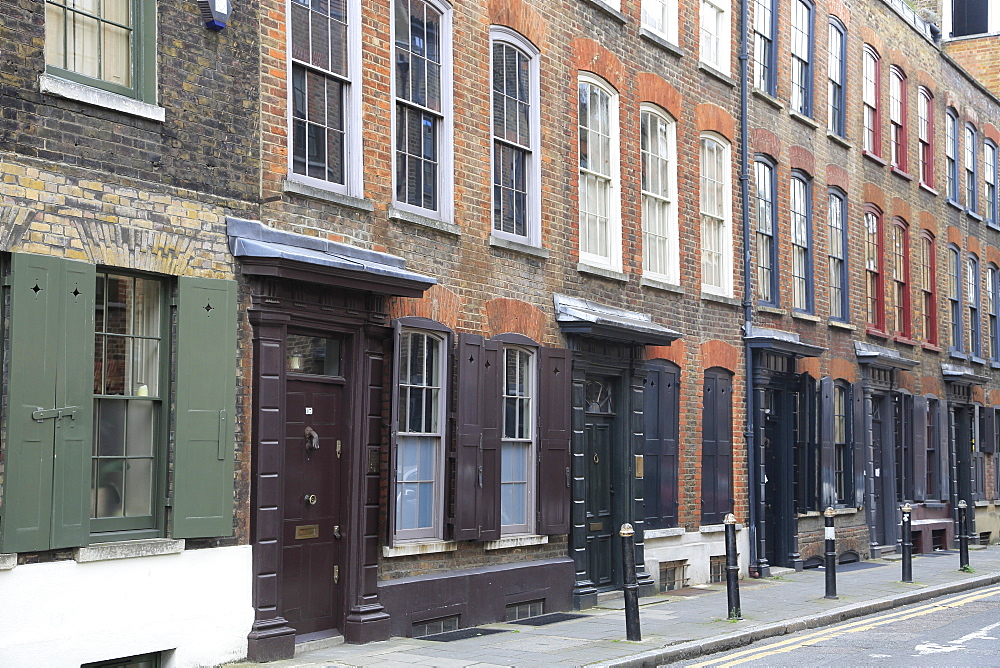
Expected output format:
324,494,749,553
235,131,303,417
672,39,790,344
987,219,1000,231
967,210,984,222
827,131,852,149
831,507,859,515
0,553,15,571
382,540,457,557
639,28,685,58
698,63,737,87
975,500,989,507
891,167,915,182
970,354,987,365
866,327,889,340
923,501,947,508
789,110,819,129
483,534,549,550
643,527,686,540
922,342,942,352
947,198,964,212
752,88,783,110
829,320,856,330
949,349,968,361
700,523,743,533
640,276,684,294
388,205,461,237
489,235,549,260
919,182,939,196
758,304,786,315
578,262,629,282
578,0,627,23
283,178,374,212
991,360,1000,369
863,150,888,167
893,335,918,346
701,292,740,307
74,538,184,563
791,311,821,322
40,73,165,122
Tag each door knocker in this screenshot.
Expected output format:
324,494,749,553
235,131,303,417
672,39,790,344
305,426,320,452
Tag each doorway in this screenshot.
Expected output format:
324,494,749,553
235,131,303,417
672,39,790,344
584,376,618,590
762,388,795,568
280,376,345,636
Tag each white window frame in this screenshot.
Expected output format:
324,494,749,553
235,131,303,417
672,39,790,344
640,104,678,285
489,27,541,247
501,345,536,536
700,133,733,296
578,72,622,272
863,47,879,155
700,0,731,75
285,0,364,199
390,0,455,223
394,329,448,542
642,0,679,45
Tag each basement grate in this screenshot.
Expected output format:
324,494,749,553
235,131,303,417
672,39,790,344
511,612,587,626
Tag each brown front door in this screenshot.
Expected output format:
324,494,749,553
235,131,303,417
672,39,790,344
281,377,344,636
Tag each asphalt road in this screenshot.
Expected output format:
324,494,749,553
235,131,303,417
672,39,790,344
673,584,1000,667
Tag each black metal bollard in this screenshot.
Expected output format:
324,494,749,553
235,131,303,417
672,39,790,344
901,503,913,583
958,500,970,570
824,507,838,599
619,523,642,641
724,513,742,620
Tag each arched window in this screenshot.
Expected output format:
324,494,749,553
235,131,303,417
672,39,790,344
791,172,813,312
890,218,911,338
948,244,962,352
890,67,907,172
827,18,847,136
864,206,885,330
701,134,733,295
966,124,979,214
919,232,938,345
828,188,848,320
863,46,881,156
641,105,679,284
918,87,934,187
946,108,959,202
578,74,621,271
968,253,981,357
754,157,778,304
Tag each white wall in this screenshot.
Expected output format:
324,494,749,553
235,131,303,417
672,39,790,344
0,545,253,667
643,526,750,588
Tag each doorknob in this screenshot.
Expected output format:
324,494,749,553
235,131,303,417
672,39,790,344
333,525,341,539
303,494,317,505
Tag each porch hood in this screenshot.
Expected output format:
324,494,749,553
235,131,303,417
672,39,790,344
227,217,436,297
553,294,682,345
744,325,825,358
941,363,990,385
853,341,920,370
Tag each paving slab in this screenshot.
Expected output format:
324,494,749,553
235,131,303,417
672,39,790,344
226,546,1000,668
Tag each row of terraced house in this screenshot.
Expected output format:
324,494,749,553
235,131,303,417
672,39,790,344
1,0,1000,664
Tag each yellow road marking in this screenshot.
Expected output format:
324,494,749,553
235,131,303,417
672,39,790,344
689,585,1000,667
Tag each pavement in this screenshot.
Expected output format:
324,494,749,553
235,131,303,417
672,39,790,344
227,545,1000,668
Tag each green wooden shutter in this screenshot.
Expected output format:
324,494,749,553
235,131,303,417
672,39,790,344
1,254,93,553
51,257,96,548
173,277,237,538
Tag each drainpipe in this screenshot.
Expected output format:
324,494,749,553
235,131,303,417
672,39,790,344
737,0,761,575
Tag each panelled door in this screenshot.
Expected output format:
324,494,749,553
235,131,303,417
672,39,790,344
584,376,617,590
763,389,794,568
281,377,345,635
871,394,887,546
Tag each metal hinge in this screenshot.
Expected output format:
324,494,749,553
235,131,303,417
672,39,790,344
32,406,79,422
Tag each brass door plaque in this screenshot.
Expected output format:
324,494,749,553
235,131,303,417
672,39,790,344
295,524,320,540
589,522,604,531
634,454,644,479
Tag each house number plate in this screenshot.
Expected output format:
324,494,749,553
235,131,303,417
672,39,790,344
295,524,320,539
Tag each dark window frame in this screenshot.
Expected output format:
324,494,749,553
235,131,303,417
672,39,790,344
968,253,982,358
790,171,814,313
752,0,778,96
789,0,815,117
827,17,847,137
966,123,980,215
828,188,849,321
754,156,780,306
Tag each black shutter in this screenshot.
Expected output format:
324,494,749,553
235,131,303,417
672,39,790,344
701,369,732,524
982,407,996,453
852,381,867,508
952,0,988,37
913,395,928,501
387,321,402,546
643,362,679,529
537,347,572,535
938,400,951,501
819,377,835,508
478,340,501,541
452,333,485,540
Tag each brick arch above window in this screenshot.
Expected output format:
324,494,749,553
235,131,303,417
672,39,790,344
696,104,735,143
829,357,858,383
859,29,885,54
892,196,911,221
863,183,886,211
919,210,936,234
571,38,624,90
986,245,1000,268
797,357,820,378
488,0,548,51
485,297,547,342
751,128,782,159
921,376,945,398
827,164,849,192
985,123,1000,146
789,145,815,176
700,339,738,373
969,234,981,256
389,284,462,330
637,72,681,120
914,69,935,91
827,0,850,24
646,339,687,367
947,224,963,247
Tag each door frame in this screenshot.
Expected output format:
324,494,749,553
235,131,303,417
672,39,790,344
245,276,392,660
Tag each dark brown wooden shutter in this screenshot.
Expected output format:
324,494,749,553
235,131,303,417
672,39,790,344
852,381,867,508
819,377,835,508
537,346,572,535
982,407,997,453
913,395,928,501
937,400,950,501
387,321,402,546
478,339,501,541
452,333,485,540
643,361,679,529
701,369,733,524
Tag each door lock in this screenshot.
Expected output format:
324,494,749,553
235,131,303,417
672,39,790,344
303,494,317,505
